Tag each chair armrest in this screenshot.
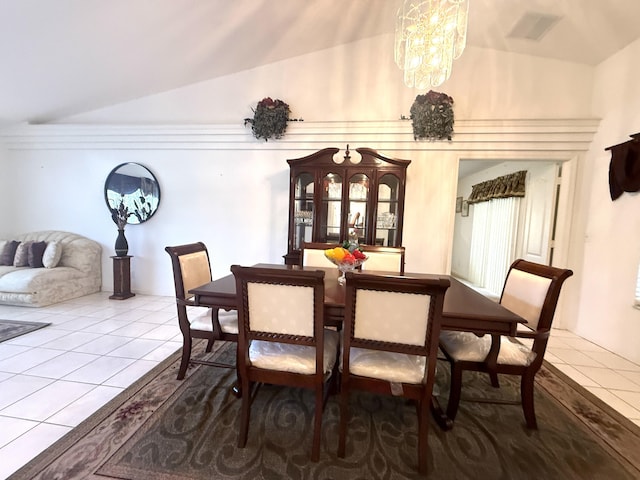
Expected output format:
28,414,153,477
515,330,549,341
177,297,198,308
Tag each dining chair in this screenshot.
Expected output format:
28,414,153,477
359,245,405,273
338,271,450,474
439,259,573,429
165,242,238,380
231,265,339,461
300,241,337,268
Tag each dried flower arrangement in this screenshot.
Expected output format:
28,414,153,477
110,196,132,230
409,90,455,141
244,97,291,141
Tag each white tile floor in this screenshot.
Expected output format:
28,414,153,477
0,293,639,479
0,292,181,479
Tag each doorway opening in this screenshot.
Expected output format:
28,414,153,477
451,159,560,298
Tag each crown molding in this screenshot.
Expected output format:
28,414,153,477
0,118,600,152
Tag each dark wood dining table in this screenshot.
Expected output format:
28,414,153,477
189,263,526,429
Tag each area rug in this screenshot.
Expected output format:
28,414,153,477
9,341,640,480
0,319,50,343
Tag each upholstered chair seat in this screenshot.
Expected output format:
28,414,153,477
186,308,238,334
439,331,536,366
218,310,240,334
249,329,339,374
346,347,427,384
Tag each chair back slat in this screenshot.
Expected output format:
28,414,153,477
300,242,336,268
359,246,405,273
179,251,212,300
232,265,326,346
499,259,574,333
303,249,335,268
247,282,315,337
501,269,551,330
344,272,449,356
354,289,431,346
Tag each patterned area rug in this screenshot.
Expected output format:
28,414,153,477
0,320,50,343
10,341,640,480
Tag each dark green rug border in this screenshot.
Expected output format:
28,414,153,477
537,361,640,474
0,319,51,343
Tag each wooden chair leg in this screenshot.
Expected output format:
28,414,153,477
311,386,323,462
521,372,538,429
489,371,500,388
231,344,242,398
205,338,214,352
237,379,252,448
177,336,192,380
445,363,463,421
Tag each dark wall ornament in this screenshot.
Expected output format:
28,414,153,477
409,90,455,141
605,133,640,201
244,97,293,141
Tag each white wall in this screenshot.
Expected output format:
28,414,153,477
60,35,595,124
0,145,9,230
572,37,640,364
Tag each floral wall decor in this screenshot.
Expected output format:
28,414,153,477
244,97,292,141
409,90,455,141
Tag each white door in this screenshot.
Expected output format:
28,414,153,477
518,163,558,264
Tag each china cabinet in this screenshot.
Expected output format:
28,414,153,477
284,146,410,265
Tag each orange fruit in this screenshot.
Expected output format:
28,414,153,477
332,247,347,261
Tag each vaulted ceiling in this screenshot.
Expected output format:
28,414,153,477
1,0,639,127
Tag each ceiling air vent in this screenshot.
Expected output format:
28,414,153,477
507,12,561,41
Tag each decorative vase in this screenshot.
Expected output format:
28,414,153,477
115,229,128,257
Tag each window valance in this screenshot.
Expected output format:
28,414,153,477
467,170,527,204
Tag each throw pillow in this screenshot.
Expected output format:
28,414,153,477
0,240,21,266
28,241,47,268
13,241,33,267
42,241,63,268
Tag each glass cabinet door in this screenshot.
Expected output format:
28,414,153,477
348,173,370,244
376,173,400,246
292,172,314,251
319,172,342,243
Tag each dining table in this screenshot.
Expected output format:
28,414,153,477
189,263,526,430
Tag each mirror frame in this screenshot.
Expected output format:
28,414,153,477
104,162,161,225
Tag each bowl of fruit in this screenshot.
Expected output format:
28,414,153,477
324,245,367,285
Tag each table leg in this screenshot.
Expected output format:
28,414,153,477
231,382,242,398
431,395,454,430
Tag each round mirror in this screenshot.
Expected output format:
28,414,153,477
104,163,160,225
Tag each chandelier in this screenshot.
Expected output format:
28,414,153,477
394,0,469,89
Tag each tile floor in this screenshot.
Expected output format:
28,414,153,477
1,293,639,479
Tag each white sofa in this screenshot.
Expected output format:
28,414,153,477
0,231,102,307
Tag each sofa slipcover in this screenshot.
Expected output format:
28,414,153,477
0,231,102,307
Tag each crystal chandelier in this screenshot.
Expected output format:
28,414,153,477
394,0,469,89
